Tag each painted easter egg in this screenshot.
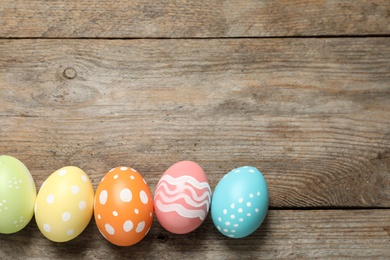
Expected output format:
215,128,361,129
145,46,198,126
94,167,153,246
211,166,268,238
34,166,94,242
0,155,36,234
154,161,211,234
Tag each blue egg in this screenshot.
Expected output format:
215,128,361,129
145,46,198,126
211,166,269,238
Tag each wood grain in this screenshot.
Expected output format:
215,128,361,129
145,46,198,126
0,0,389,38
0,210,389,259
0,38,389,208
1,1,390,258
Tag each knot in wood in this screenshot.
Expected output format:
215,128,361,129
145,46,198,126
63,67,77,79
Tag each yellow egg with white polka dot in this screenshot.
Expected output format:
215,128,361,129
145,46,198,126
34,166,94,242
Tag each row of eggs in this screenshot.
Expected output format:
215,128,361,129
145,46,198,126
0,155,269,246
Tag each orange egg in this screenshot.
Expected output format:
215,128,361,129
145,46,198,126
94,167,153,246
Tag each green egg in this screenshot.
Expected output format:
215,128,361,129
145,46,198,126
0,155,36,234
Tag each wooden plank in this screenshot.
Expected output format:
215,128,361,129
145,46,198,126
0,210,389,259
0,38,389,208
0,0,389,38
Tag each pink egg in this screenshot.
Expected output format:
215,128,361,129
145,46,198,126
154,161,211,234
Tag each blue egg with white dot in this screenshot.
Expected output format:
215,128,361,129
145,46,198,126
211,166,268,238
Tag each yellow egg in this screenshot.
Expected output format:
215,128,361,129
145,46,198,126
34,166,94,242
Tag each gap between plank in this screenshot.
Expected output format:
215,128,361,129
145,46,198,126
270,206,390,211
1,34,390,40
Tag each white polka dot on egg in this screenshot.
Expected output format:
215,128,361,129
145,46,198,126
43,224,51,232
99,190,108,205
140,190,148,204
79,200,86,210
58,169,67,176
46,194,54,204
71,185,80,194
62,212,71,222
123,220,133,232
136,221,145,233
81,175,88,182
105,223,115,235
120,188,132,202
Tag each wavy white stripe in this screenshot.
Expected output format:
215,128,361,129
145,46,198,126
156,182,211,202
155,199,207,220
156,190,210,209
158,175,211,192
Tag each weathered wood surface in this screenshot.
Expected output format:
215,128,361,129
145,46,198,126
0,210,389,259
1,38,389,208
1,0,389,38
1,1,390,258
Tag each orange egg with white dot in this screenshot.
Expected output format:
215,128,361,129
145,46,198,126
94,166,153,246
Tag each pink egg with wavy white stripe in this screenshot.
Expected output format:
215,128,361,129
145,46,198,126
154,161,211,234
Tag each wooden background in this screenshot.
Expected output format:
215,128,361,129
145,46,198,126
1,0,389,258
